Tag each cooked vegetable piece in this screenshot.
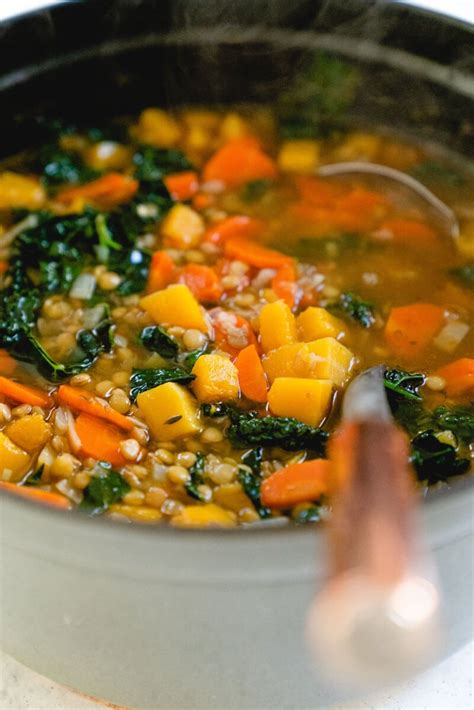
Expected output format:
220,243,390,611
171,503,236,528
75,413,127,468
268,377,333,427
79,464,130,515
271,262,298,309
435,358,474,396
278,140,320,173
178,264,223,303
228,411,328,454
305,338,354,387
0,481,70,508
235,345,268,403
140,325,179,359
6,414,52,452
56,385,134,431
137,382,202,440
135,109,181,148
185,452,206,501
224,238,292,269
432,405,474,446
297,307,346,341
202,137,278,188
0,172,45,209
384,368,425,401
164,171,199,201
410,432,470,484
140,284,208,332
191,354,240,403
55,173,138,205
385,304,445,357
212,311,257,359
329,291,375,328
259,300,297,353
0,376,52,408
203,215,265,245
261,459,331,508
161,204,204,248
238,447,271,518
0,349,16,375
146,251,176,293
130,368,195,401
0,432,30,481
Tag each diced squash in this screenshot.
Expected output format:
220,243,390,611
171,503,237,528
0,171,46,210
161,204,204,248
457,221,474,259
191,354,240,403
297,307,346,341
435,358,474,397
305,337,354,387
140,284,208,332
333,132,381,161
0,432,30,482
6,414,52,453
268,378,333,427
262,337,353,387
108,504,162,523
259,300,297,353
135,108,181,147
219,112,250,142
84,141,131,170
213,483,253,513
137,382,202,440
278,140,320,174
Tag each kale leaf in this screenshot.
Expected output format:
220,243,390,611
129,367,195,400
201,402,230,418
329,291,375,328
384,368,425,402
450,264,474,290
185,452,206,501
35,144,99,187
410,431,470,484
140,325,179,359
133,147,193,184
293,505,322,525
432,405,474,446
238,447,271,518
228,412,328,454
23,465,44,487
79,464,130,515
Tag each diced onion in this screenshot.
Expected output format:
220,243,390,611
433,321,470,353
69,273,96,300
82,304,106,329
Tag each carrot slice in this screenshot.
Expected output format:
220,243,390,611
56,385,134,432
0,376,52,408
164,171,199,201
75,412,127,467
178,264,223,303
212,311,258,359
192,192,216,211
385,303,445,358
271,262,299,309
0,260,9,274
0,350,17,376
224,237,293,270
202,137,278,188
435,358,474,397
0,481,71,509
147,250,176,293
261,459,331,508
203,215,266,246
235,344,268,403
376,218,438,246
55,173,138,206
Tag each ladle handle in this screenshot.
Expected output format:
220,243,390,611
307,420,440,687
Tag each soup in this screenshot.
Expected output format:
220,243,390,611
0,103,472,526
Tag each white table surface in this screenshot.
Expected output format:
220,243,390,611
0,0,472,708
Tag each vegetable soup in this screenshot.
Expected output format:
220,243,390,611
0,98,472,526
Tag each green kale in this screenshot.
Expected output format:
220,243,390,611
129,367,195,400
391,400,432,438
180,345,208,372
411,161,464,187
384,368,425,402
35,144,99,187
79,464,130,515
410,431,470,484
185,452,206,501
239,447,271,518
133,146,193,184
23,465,44,487
450,264,474,290
329,291,375,328
293,505,322,525
140,326,179,359
432,405,474,446
228,412,328,454
201,402,230,418
241,179,273,202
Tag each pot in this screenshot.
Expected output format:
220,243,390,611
0,2,473,707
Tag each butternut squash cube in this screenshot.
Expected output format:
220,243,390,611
268,378,332,427
278,140,320,174
259,300,297,353
161,204,204,248
262,342,309,383
297,307,346,342
135,108,181,147
219,112,250,142
305,337,354,387
191,354,240,402
334,132,381,161
137,382,202,441
171,503,237,528
0,432,30,482
6,414,52,453
214,483,253,513
140,284,208,332
0,171,46,210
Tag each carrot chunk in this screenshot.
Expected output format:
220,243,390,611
164,171,199,201
0,376,52,408
75,412,127,467
203,215,266,246
178,264,223,303
0,350,17,376
271,262,299,309
146,250,176,293
55,173,138,206
235,344,268,403
384,303,445,357
435,358,474,397
212,311,258,359
0,260,8,274
202,137,277,188
261,459,331,508
0,481,71,509
224,237,292,270
56,385,134,432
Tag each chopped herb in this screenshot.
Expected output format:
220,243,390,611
410,431,470,484
384,368,425,402
185,452,206,501
239,448,271,518
411,161,464,187
129,367,195,400
140,325,179,359
228,412,328,454
241,179,273,202
79,464,130,515
450,264,474,290
165,415,183,425
23,465,44,487
293,505,321,524
201,402,230,418
329,291,375,328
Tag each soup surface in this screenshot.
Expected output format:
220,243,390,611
0,104,472,526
